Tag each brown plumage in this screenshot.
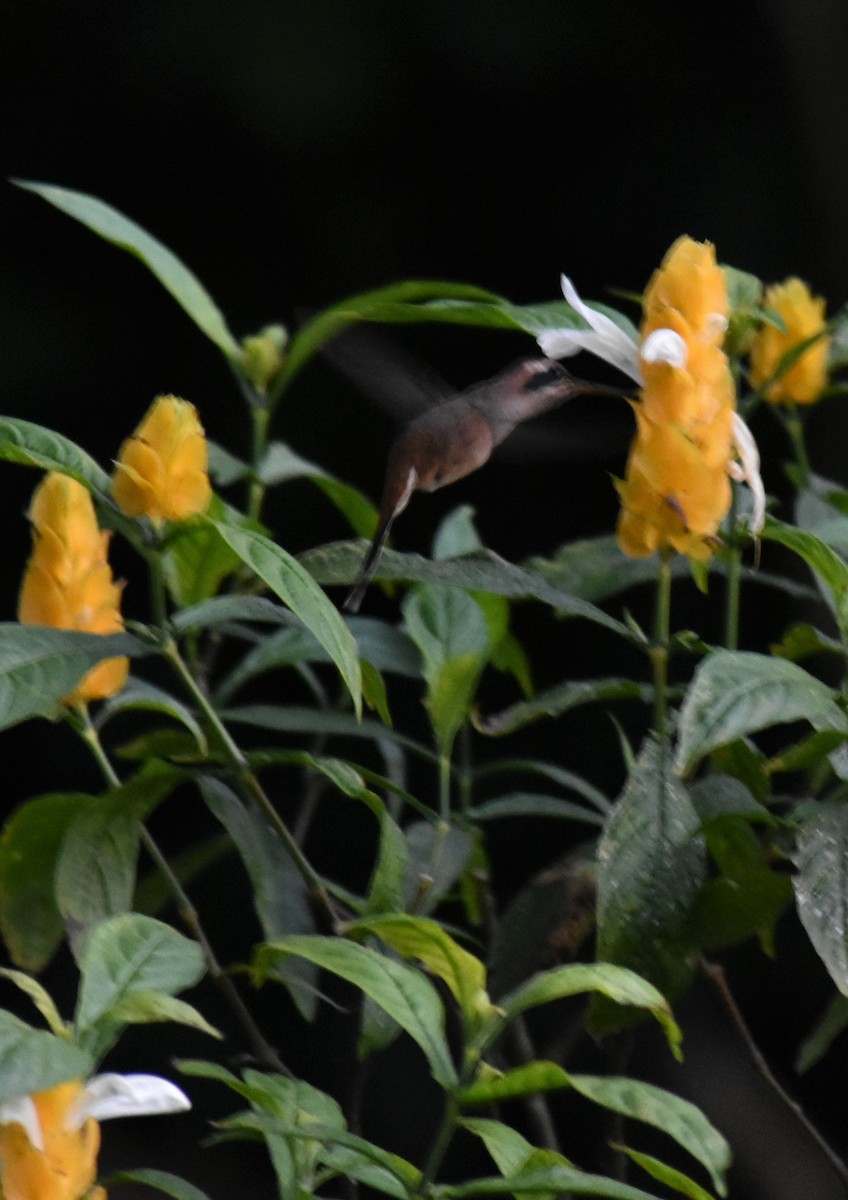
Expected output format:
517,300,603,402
343,357,630,611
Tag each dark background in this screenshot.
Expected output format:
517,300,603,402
4,3,848,1198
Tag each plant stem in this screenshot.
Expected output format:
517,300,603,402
703,958,848,1190
162,636,341,927
418,1094,460,1194
649,551,673,747
248,403,271,523
438,751,452,823
785,402,811,489
73,706,292,1076
724,541,742,652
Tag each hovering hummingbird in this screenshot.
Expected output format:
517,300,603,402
343,355,631,612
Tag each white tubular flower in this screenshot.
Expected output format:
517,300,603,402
641,328,688,368
69,1073,191,1125
729,412,766,534
537,274,642,384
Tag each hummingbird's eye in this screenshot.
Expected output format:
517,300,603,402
522,361,568,392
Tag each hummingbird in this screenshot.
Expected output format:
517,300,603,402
343,356,631,612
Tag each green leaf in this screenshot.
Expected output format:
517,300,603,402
569,1075,730,1196
253,934,458,1088
96,680,207,752
0,626,148,730
477,678,651,737
198,776,318,1020
103,990,221,1039
525,535,689,604
300,542,635,639
460,1117,544,1176
0,792,84,971
107,1170,213,1200
275,280,507,392
761,517,848,644
796,992,848,1072
347,914,493,1031
170,594,292,635
468,792,604,826
224,704,435,762
0,416,111,494
258,441,380,538
497,961,681,1059
15,180,241,362
594,738,705,1027
403,584,490,755
460,1059,570,1105
676,650,848,774
794,802,848,995
614,1145,718,1200
161,496,246,608
56,762,180,955
440,1166,664,1199
0,1011,93,1103
0,968,68,1036
75,913,206,1034
210,520,362,717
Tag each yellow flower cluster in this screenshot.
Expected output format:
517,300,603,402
0,1081,104,1200
111,395,211,524
616,237,736,561
749,277,829,405
18,395,212,705
18,475,128,705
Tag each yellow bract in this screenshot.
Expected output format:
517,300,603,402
749,277,829,404
616,236,736,561
111,395,212,524
0,1081,104,1200
18,474,128,704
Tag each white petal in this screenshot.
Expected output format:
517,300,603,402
0,1095,43,1150
706,312,729,336
641,328,688,368
536,274,642,384
731,413,766,534
70,1074,191,1127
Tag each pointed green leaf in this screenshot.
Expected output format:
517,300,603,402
0,416,111,494
477,678,651,737
440,1165,664,1199
676,650,848,774
198,776,318,1020
0,968,68,1036
460,1116,544,1176
170,594,291,635
348,914,492,1030
0,1011,93,1103
96,679,207,752
75,913,206,1033
300,542,634,638
761,517,848,644
56,762,180,954
161,497,245,607
569,1075,730,1196
468,793,604,826
16,181,241,362
0,626,148,730
614,1145,717,1200
594,739,705,1026
794,802,848,995
210,520,362,716
796,992,848,1072
258,440,380,538
403,584,489,755
460,1060,570,1105
0,792,85,971
107,1171,213,1200
254,934,457,1088
103,990,221,1039
497,961,681,1058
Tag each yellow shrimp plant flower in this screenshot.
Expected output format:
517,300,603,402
18,473,128,704
111,395,212,524
538,235,764,560
749,277,829,404
0,1074,189,1200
